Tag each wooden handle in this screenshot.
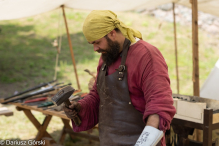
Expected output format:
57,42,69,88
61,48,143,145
64,100,81,126
64,100,71,107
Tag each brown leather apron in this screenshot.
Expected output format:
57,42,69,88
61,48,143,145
96,38,161,146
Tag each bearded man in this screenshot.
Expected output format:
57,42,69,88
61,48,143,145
63,10,176,146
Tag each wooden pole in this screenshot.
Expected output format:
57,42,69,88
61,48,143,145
191,0,201,141
191,0,199,96
173,3,180,94
203,109,213,146
61,5,80,90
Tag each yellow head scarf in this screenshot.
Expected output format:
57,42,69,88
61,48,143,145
83,10,142,43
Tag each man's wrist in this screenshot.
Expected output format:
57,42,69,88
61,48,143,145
146,114,159,129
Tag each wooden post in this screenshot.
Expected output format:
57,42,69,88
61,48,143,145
191,0,201,141
172,3,180,94
191,0,199,96
61,5,81,90
203,109,213,146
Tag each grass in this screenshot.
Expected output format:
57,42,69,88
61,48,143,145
0,8,219,145
0,9,100,94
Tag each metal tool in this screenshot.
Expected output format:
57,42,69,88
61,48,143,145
4,80,56,100
2,83,71,104
52,86,81,126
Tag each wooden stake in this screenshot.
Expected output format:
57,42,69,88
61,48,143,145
173,3,180,94
191,0,199,96
61,5,81,90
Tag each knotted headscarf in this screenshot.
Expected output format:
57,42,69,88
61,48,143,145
83,10,142,43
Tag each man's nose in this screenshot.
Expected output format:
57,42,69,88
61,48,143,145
93,45,99,52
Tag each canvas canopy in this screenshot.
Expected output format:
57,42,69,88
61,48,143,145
200,60,219,100
0,0,219,21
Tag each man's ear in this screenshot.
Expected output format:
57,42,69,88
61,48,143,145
107,29,117,41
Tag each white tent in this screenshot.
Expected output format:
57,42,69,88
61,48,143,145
1,0,219,21
200,59,219,100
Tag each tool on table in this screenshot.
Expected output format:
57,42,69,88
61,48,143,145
52,86,81,126
24,97,48,103
23,101,48,107
172,93,219,124
172,93,219,111
2,83,71,104
37,101,54,108
3,80,56,100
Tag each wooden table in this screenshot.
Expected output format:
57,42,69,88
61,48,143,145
171,109,219,146
9,102,99,145
0,107,13,116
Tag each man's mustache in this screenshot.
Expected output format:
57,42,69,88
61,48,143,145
96,49,108,53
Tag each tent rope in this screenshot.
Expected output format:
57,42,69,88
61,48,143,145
53,9,63,80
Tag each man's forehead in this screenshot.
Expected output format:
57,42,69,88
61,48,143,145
88,37,104,44
88,41,95,44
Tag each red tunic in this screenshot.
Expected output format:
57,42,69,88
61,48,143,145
72,40,176,146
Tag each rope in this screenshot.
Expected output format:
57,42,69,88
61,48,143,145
53,8,63,80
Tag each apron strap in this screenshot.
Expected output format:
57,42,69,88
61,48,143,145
116,38,131,81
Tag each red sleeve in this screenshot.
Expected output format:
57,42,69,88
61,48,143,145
72,58,103,132
139,43,176,132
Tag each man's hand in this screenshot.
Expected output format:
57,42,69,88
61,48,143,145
62,101,81,119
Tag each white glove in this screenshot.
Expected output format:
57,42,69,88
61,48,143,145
134,126,163,146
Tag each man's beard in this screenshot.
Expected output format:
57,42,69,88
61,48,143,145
100,36,121,66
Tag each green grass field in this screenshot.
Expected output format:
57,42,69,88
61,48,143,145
0,8,219,145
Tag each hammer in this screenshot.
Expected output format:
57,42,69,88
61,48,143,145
52,86,81,126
